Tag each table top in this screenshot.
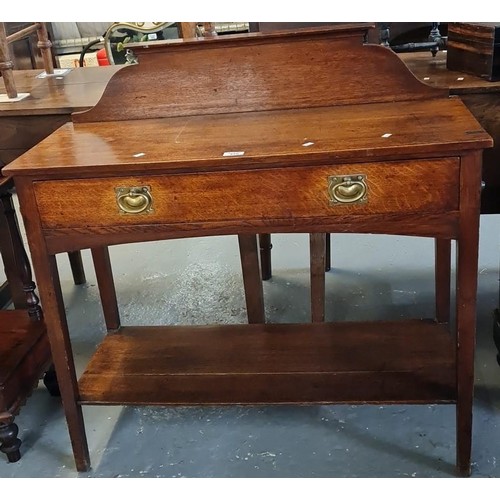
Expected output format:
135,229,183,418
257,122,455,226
1,29,494,180
399,50,500,94
0,66,120,116
4,97,492,178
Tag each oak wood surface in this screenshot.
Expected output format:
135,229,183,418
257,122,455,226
42,212,461,255
78,320,455,405
14,176,90,471
4,99,490,178
74,27,445,124
455,151,483,477
32,158,460,230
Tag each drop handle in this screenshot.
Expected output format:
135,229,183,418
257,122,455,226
328,175,367,204
115,186,153,214
336,183,363,198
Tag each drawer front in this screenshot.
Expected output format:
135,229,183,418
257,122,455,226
34,158,459,229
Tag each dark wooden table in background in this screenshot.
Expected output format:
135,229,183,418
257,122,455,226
0,65,121,305
400,50,500,214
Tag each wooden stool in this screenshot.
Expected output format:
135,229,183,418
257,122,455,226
0,177,59,463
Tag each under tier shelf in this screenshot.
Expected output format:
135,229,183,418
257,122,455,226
78,319,456,406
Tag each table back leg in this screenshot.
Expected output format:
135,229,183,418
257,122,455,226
91,246,120,331
238,234,265,323
435,238,451,323
310,233,326,322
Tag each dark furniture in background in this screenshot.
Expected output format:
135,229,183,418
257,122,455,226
447,22,500,82
0,175,59,463
0,65,122,308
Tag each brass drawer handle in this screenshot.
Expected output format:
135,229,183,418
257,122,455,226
115,186,153,214
328,175,367,204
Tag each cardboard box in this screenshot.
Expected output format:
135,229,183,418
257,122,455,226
57,52,99,69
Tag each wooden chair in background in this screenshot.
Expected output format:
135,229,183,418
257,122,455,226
0,22,53,99
0,175,59,463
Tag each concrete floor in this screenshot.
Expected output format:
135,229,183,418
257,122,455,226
1,213,499,478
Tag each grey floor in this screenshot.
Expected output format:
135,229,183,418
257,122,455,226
1,212,499,478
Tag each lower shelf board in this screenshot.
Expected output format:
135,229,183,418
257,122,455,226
78,319,456,406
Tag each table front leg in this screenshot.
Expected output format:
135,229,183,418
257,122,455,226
15,178,90,472
455,152,482,477
38,254,90,471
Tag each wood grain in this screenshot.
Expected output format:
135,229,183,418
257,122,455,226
42,212,461,255
14,176,90,472
5,99,491,178
74,27,446,124
33,159,460,230
78,320,456,405
455,151,483,477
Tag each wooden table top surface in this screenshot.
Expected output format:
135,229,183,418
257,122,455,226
0,66,121,116
399,50,500,94
4,97,492,178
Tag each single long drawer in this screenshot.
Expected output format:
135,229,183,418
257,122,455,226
34,158,459,229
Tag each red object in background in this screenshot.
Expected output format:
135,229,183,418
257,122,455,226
96,48,110,66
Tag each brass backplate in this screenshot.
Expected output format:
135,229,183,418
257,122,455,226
328,174,367,205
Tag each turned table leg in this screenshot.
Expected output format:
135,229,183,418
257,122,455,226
43,364,61,397
258,234,272,281
0,420,21,463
